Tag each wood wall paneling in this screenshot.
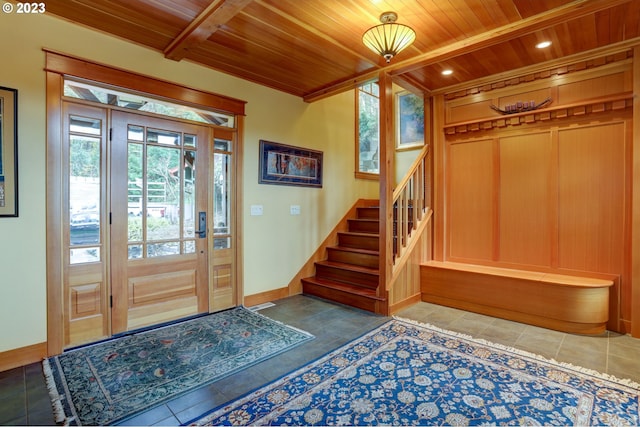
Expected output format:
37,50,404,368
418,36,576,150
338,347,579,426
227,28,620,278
448,139,495,261
557,71,629,105
436,54,634,333
498,133,553,266
557,123,626,274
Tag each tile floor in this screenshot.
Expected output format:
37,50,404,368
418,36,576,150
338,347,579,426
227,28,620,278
1,295,639,425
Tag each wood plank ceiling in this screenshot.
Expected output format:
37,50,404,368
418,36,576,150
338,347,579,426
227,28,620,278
44,0,640,101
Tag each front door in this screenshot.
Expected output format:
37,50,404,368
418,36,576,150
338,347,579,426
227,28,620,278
110,111,210,333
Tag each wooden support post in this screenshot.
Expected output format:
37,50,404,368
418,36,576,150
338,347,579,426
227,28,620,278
378,72,394,314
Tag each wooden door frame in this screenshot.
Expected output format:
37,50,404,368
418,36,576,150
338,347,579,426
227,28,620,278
45,50,246,356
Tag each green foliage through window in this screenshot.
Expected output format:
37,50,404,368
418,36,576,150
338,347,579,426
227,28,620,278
357,83,379,175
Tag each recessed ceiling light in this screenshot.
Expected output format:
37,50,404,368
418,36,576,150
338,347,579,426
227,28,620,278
536,41,552,49
442,69,453,76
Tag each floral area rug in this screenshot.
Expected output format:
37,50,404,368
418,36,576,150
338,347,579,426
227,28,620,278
192,318,640,426
43,306,313,426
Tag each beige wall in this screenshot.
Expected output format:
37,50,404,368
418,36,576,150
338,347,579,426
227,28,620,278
0,13,377,352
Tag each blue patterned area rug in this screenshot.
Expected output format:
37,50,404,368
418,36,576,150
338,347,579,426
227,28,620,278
192,318,640,426
42,307,314,426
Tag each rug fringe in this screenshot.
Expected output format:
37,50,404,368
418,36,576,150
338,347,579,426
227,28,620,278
42,358,74,426
392,316,640,390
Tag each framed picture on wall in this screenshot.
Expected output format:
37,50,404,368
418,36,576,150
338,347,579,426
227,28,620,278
396,90,425,150
259,140,323,188
0,86,18,217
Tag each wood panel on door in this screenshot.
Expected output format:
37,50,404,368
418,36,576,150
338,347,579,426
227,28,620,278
110,111,210,333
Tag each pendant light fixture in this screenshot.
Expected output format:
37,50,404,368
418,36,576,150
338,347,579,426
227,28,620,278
362,12,416,63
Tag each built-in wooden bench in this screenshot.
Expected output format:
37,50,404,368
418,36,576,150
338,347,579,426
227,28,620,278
421,261,615,335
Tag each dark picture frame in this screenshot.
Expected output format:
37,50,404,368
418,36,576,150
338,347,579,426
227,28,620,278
396,90,425,150
0,86,18,217
259,140,323,188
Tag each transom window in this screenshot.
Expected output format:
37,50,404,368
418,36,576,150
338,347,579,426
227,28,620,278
64,79,235,127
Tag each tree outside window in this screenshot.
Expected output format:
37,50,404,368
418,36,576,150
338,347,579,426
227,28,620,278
356,82,379,178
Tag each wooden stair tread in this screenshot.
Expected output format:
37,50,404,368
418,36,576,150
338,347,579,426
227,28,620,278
328,246,379,256
339,231,379,237
315,260,379,275
301,277,385,300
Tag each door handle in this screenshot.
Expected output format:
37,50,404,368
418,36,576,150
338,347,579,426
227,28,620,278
195,211,206,238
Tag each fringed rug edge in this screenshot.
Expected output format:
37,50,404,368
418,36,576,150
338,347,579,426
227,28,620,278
392,315,640,390
42,358,74,426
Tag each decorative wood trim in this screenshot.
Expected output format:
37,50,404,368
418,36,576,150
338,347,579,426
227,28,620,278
632,46,640,338
432,95,446,262
43,50,246,116
0,342,47,373
443,49,634,101
46,72,64,357
234,115,245,308
444,94,633,135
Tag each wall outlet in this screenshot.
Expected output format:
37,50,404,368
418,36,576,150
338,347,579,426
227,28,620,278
250,205,263,216
290,205,301,215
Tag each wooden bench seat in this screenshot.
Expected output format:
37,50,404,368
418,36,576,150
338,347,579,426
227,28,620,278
421,261,615,335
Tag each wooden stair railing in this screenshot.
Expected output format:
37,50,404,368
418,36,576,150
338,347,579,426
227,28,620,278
301,146,431,315
390,144,431,273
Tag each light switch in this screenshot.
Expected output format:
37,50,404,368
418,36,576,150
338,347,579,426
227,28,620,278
290,205,301,215
250,205,263,216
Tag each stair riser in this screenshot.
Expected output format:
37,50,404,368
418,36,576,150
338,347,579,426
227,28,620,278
348,219,379,234
356,207,379,220
338,233,379,251
327,248,378,268
315,264,378,289
302,281,380,312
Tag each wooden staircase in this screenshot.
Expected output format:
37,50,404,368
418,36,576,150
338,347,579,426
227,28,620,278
301,206,387,313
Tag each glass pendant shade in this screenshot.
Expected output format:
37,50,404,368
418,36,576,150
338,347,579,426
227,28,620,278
362,12,416,63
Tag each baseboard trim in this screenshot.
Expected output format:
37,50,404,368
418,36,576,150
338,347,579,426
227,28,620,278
244,287,292,308
0,342,47,372
389,293,422,315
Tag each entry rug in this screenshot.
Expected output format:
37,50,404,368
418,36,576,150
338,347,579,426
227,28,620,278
43,307,314,426
193,318,640,426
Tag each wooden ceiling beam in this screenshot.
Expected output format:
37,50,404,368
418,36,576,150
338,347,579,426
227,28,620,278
303,0,633,102
164,0,253,61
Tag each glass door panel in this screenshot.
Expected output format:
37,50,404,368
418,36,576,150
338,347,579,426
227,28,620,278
111,111,210,333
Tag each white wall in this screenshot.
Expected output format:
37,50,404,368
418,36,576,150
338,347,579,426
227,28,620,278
0,13,377,353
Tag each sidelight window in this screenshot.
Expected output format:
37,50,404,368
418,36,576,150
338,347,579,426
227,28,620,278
356,82,380,178
69,115,103,264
